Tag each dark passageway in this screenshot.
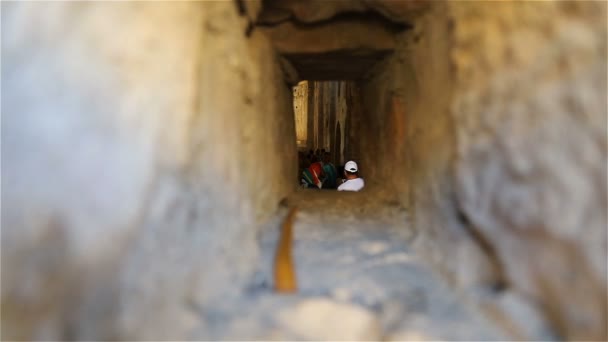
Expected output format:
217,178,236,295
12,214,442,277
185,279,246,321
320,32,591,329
2,0,606,341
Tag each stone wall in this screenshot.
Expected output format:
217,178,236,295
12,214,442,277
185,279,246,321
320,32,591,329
448,2,607,340
293,81,308,148
2,1,606,340
381,1,607,340
1,1,296,340
332,82,351,165
301,81,357,166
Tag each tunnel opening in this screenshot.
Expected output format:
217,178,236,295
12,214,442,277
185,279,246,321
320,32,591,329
287,68,410,199
258,0,418,199
257,0,414,196
292,80,365,191
253,1,606,339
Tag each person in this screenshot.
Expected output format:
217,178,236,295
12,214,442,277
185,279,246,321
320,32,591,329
338,160,364,191
322,152,338,189
301,156,325,189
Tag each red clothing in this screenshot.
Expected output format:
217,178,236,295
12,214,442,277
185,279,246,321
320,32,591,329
308,162,324,186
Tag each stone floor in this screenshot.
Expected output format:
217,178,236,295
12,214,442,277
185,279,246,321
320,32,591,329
193,189,508,340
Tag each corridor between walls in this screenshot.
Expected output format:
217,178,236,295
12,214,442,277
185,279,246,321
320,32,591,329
2,0,606,341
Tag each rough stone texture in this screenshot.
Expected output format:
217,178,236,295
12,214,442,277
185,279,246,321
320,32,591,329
2,0,606,340
301,81,357,165
365,0,430,23
259,18,397,54
258,18,399,80
190,190,507,340
344,12,512,332
256,0,421,80
384,1,608,340
1,1,295,340
285,50,394,81
319,1,607,339
293,81,308,148
258,0,429,25
277,298,382,340
448,2,607,340
350,56,413,192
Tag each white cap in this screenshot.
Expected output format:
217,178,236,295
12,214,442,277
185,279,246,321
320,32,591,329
345,160,358,172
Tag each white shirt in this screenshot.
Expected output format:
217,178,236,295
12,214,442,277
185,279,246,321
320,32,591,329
338,178,365,192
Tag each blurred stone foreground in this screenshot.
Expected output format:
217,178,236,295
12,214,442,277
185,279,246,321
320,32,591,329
1,1,606,340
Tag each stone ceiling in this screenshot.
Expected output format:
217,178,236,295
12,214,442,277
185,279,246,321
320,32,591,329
253,0,430,81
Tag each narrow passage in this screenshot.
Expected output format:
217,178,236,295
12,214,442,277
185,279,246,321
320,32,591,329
206,190,507,340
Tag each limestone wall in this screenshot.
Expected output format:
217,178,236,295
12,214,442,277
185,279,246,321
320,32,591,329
384,1,607,340
302,81,356,166
448,2,607,340
2,1,606,340
1,1,295,340
293,81,308,148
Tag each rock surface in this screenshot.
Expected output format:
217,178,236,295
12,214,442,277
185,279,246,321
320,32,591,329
449,3,607,340
190,190,511,340
379,1,607,340
2,0,605,340
277,298,381,340
2,1,296,340
256,0,414,80
307,1,607,339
